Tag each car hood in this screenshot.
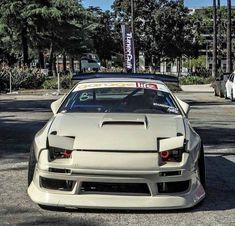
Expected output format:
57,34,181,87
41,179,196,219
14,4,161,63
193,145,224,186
48,113,186,151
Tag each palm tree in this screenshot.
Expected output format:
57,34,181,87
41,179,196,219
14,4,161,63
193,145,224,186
226,0,232,73
212,0,217,77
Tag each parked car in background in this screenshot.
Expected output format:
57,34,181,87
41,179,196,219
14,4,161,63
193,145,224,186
212,73,231,98
80,53,101,72
225,72,235,101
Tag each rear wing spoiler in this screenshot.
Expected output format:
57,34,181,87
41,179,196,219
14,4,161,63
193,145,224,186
72,72,179,83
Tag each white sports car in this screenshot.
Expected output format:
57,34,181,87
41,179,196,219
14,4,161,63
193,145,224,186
28,75,206,210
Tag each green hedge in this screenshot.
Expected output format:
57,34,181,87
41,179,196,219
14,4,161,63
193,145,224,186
166,82,182,92
0,68,46,92
42,75,72,89
180,76,214,85
0,68,73,92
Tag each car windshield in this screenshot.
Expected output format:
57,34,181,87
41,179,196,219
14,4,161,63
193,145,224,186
59,87,180,115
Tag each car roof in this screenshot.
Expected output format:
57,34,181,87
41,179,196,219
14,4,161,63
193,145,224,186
78,77,165,85
72,72,179,83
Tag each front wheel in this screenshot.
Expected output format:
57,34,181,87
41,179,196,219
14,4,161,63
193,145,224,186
198,145,206,190
214,89,218,96
219,90,224,98
28,144,37,186
231,90,234,102
225,90,229,99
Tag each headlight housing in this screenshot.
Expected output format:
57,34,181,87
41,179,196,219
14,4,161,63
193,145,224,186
49,147,73,160
159,149,184,163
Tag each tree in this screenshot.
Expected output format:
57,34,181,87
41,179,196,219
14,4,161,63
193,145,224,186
112,0,198,69
0,0,31,66
24,0,88,73
0,0,94,73
86,7,121,67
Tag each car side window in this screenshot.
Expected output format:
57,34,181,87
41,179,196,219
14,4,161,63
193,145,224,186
231,75,234,82
229,75,233,82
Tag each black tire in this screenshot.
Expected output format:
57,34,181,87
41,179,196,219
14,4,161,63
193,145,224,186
214,89,218,96
28,144,37,186
225,90,229,99
231,90,234,102
219,90,224,98
198,145,206,190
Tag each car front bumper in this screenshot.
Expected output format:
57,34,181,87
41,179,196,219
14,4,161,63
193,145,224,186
28,176,205,210
28,149,205,209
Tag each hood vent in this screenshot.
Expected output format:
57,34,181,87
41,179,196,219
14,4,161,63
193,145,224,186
102,121,145,126
100,116,148,129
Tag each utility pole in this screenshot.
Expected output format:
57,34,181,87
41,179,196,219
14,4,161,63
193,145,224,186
217,0,221,72
206,42,209,70
212,0,218,78
131,0,134,35
131,0,136,73
226,0,232,73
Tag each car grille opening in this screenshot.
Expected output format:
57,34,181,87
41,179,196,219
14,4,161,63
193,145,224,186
159,171,182,177
157,180,190,193
40,177,75,191
80,182,151,196
49,168,71,174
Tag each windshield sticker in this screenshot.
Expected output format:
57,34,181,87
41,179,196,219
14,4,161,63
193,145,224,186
74,82,137,91
74,82,168,92
136,82,158,90
153,103,170,108
167,107,179,114
79,92,90,101
153,103,179,114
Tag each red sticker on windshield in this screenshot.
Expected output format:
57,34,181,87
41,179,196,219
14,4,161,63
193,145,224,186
136,82,158,90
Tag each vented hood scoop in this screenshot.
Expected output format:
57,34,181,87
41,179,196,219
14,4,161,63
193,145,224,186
99,115,148,129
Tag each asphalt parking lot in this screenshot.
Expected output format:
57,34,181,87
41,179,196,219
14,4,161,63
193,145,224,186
0,89,235,226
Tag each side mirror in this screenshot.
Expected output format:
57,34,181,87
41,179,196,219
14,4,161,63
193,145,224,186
51,95,65,115
176,97,190,116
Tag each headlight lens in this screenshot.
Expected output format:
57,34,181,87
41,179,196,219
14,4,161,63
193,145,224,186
49,147,72,160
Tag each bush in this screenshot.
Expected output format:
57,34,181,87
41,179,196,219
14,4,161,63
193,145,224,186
42,75,72,89
166,82,182,92
0,67,46,92
0,70,9,91
180,76,214,85
0,67,73,92
41,78,58,89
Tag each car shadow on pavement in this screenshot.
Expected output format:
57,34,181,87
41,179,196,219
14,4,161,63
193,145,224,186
16,219,100,226
0,98,54,161
0,98,54,113
1,207,101,226
182,99,234,107
195,126,235,147
0,117,48,158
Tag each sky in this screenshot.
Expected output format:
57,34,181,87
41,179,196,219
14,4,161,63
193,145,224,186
83,0,234,11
